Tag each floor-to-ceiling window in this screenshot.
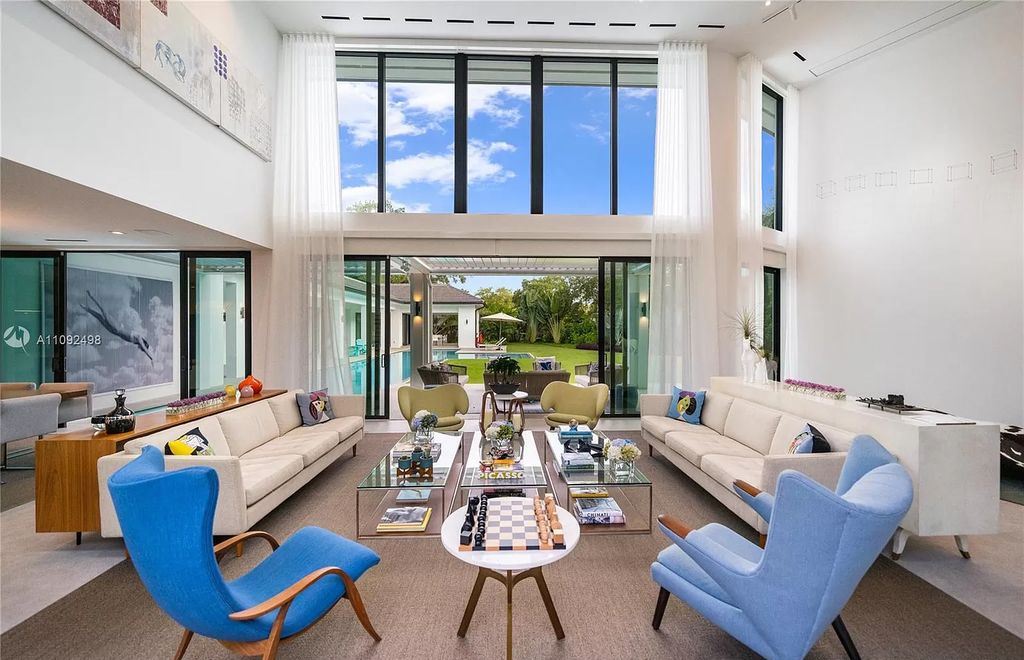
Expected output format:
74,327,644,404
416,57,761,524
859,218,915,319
186,254,250,396
338,52,657,215
344,257,390,418
599,258,651,415
762,85,783,230
763,266,782,380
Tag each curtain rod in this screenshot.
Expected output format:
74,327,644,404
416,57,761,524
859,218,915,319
333,37,659,57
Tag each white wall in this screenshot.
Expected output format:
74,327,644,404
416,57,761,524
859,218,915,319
0,0,279,248
797,3,1023,423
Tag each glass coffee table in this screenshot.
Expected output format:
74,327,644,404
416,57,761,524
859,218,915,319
542,430,653,535
355,431,465,539
457,430,549,507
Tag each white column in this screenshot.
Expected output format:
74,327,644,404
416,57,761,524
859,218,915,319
457,306,476,348
408,272,431,387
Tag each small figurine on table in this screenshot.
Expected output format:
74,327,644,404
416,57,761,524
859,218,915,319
569,418,579,431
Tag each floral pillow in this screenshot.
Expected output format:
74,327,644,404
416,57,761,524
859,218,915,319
666,387,705,425
164,427,213,456
296,390,334,426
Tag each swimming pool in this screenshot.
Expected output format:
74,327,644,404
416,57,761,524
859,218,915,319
436,350,534,361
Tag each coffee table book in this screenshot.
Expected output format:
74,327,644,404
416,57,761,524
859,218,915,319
376,506,432,533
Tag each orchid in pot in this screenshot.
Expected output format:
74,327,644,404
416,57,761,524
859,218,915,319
411,409,438,442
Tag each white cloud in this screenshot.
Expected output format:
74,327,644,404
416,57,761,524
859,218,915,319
620,87,656,99
383,140,517,190
468,84,530,127
341,184,431,213
337,81,378,147
576,123,609,144
468,140,516,184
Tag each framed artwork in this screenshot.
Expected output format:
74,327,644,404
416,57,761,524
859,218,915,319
43,0,142,67
139,0,220,123
218,47,273,161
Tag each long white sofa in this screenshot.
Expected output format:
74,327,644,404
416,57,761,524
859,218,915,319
640,383,856,534
97,390,363,538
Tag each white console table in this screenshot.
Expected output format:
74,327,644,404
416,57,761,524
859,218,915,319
712,377,1000,559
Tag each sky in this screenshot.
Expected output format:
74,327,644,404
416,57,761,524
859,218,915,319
337,71,657,215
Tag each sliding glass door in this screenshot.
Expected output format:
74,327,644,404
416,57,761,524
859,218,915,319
184,254,251,396
345,257,390,418
598,258,651,416
0,252,63,384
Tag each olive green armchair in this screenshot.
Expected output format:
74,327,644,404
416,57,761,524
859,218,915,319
539,382,610,429
397,384,469,432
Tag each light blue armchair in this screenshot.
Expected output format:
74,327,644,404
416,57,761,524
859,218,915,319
108,446,382,660
651,436,912,660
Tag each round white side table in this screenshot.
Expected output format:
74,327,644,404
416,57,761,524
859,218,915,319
441,497,580,659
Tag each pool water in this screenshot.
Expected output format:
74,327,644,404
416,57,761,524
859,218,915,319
435,350,534,360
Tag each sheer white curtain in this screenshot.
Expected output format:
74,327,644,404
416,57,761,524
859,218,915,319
781,84,800,379
647,41,719,393
737,54,764,341
266,33,352,393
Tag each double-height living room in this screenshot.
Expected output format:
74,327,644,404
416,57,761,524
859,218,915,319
1,1,1021,659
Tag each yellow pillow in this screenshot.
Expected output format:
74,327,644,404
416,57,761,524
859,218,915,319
164,427,213,456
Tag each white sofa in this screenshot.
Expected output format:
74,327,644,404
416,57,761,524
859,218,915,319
98,390,363,538
640,387,856,534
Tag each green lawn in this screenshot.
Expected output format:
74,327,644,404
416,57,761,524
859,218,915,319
446,342,599,384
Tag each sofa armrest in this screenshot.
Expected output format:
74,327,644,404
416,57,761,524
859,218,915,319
329,394,365,419
761,452,848,495
0,393,61,443
639,394,672,418
98,453,247,537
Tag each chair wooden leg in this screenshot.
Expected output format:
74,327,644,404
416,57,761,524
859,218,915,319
832,615,861,660
262,604,290,660
173,629,194,660
652,587,670,630
758,533,767,548
344,584,381,642
235,541,244,558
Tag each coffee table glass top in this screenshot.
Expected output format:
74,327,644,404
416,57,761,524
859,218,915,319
544,431,652,486
357,431,463,490
460,430,548,489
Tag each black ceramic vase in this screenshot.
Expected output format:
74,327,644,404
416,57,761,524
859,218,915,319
104,388,136,434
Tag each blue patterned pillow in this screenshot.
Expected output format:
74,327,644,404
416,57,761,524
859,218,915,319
666,387,705,425
536,357,556,371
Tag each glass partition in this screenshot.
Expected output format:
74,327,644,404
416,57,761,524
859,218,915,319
187,255,249,396
599,258,651,415
0,253,60,384
345,257,390,418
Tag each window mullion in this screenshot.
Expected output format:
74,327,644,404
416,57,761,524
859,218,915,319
610,59,618,215
377,54,385,213
531,56,543,214
454,54,468,213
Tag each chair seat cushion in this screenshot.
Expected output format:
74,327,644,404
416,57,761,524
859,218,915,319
665,431,761,468
285,416,362,443
239,456,303,505
228,526,381,638
641,415,717,441
546,412,594,426
700,454,764,493
435,416,464,431
244,432,338,467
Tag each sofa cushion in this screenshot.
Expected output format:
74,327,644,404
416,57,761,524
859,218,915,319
218,402,281,456
641,415,718,442
700,392,734,435
665,431,762,468
284,416,362,443
267,390,304,436
243,432,339,467
124,417,230,456
770,414,809,455
666,387,705,425
164,427,214,456
701,454,765,493
296,390,335,426
239,455,303,506
723,399,782,455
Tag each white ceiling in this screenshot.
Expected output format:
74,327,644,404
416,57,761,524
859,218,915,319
257,1,991,86
0,159,261,250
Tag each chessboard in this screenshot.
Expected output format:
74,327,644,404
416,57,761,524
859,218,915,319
458,495,566,552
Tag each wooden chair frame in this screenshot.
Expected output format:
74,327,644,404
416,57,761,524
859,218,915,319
173,531,381,660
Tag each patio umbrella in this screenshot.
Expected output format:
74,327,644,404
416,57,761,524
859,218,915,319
480,312,524,341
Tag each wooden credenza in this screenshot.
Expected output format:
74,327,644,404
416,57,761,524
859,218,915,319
35,389,287,542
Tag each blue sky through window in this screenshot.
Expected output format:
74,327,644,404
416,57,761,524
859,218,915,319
337,56,656,215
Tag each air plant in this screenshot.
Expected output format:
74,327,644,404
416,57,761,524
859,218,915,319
727,308,762,348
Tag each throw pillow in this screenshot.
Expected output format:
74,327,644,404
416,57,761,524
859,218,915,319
165,427,213,456
789,423,832,454
536,357,556,371
666,387,705,425
296,390,334,426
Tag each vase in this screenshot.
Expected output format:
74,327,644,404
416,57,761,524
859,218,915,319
740,340,759,383
104,388,136,434
415,427,434,443
609,458,634,479
754,359,768,384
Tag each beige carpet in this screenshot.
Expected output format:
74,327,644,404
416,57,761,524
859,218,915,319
2,432,1022,660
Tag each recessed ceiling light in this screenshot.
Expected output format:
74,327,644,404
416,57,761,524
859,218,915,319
765,0,772,6
110,230,125,235
45,238,88,242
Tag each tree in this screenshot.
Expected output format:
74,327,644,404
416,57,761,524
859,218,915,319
477,287,520,342
346,199,406,213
